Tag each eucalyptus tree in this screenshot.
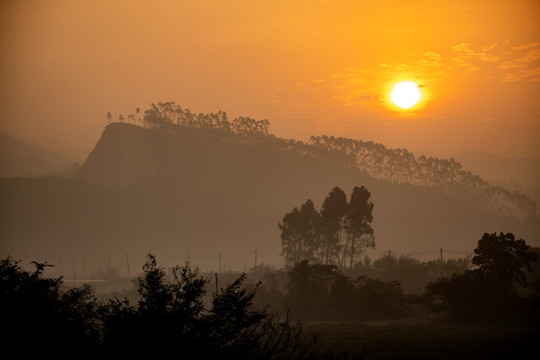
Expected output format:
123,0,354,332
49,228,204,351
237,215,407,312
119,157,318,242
320,187,348,265
280,186,376,269
279,200,321,269
343,186,375,269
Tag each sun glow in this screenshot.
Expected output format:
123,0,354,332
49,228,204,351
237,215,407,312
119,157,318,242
390,81,422,109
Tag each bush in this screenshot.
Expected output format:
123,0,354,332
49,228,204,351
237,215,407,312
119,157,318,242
286,260,404,321
1,254,320,359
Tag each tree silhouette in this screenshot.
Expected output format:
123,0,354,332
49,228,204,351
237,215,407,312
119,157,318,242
280,186,375,269
279,200,322,268
472,232,538,291
426,233,538,323
344,186,375,269
320,187,348,265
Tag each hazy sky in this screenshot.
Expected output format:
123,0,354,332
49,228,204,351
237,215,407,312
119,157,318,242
1,0,539,161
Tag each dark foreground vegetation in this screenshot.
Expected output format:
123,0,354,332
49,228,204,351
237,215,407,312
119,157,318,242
0,254,323,359
2,233,539,359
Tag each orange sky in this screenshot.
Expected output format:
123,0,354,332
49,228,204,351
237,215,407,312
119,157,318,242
1,0,539,160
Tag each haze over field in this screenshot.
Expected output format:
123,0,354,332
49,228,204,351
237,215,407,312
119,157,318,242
1,108,538,274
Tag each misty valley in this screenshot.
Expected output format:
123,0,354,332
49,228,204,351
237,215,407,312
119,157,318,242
1,102,539,358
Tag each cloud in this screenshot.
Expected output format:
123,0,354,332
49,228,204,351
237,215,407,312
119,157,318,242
416,52,443,68
501,73,519,82
300,40,540,109
320,67,382,105
499,48,540,70
448,41,540,82
379,63,409,72
498,42,540,82
512,42,540,51
324,52,451,106
449,42,499,75
450,57,480,73
523,67,540,82
379,52,449,79
451,42,499,63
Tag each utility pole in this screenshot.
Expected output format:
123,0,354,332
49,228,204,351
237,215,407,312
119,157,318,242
215,273,219,295
219,254,222,273
126,252,130,278
440,248,443,278
58,254,62,277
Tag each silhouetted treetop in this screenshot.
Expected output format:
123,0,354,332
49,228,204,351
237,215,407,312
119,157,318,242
132,101,271,142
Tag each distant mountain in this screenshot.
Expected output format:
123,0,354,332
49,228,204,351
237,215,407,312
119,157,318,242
452,151,540,207
452,151,540,187
0,132,77,178
1,103,538,272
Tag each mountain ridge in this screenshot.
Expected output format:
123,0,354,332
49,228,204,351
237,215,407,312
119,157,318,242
1,108,538,271
82,101,537,223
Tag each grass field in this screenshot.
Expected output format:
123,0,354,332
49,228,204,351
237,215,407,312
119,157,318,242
303,318,538,359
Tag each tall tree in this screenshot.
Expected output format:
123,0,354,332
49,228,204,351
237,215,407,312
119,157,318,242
345,186,375,268
320,187,348,265
278,200,321,269
279,207,303,269
298,199,321,263
279,186,376,269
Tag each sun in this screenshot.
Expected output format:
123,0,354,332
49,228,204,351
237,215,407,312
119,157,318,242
390,81,422,109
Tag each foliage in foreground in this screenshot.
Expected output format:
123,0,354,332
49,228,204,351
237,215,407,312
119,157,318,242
0,255,325,359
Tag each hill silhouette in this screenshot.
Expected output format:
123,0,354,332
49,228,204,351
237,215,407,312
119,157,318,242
1,104,538,272
0,132,77,178
452,151,540,209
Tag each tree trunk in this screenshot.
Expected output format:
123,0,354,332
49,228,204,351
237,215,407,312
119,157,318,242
340,232,350,270
350,232,357,269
